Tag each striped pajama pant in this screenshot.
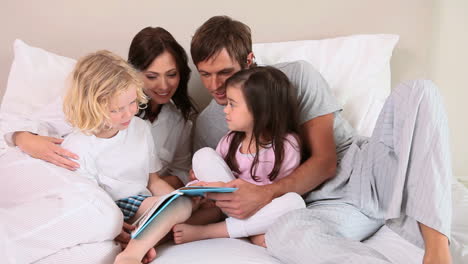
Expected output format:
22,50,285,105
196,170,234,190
266,80,452,263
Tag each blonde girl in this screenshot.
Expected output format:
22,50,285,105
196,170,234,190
62,50,191,264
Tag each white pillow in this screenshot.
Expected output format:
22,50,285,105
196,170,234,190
0,39,75,152
0,39,76,116
253,34,399,137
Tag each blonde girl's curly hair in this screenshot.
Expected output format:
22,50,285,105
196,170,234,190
63,50,147,134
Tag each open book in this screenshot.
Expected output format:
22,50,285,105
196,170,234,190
131,186,237,238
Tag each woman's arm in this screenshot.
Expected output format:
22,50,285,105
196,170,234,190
1,97,78,170
166,120,192,184
13,132,79,170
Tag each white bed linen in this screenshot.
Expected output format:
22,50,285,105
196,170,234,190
152,239,281,264
150,229,424,264
0,148,122,263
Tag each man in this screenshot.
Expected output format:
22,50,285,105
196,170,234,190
191,16,452,263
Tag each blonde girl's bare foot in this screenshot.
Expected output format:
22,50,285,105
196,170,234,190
249,234,266,248
142,247,157,264
114,254,140,264
114,247,157,264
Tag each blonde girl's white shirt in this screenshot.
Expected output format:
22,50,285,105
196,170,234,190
62,116,162,201
145,102,192,184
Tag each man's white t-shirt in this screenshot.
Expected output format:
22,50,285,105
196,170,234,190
62,116,161,201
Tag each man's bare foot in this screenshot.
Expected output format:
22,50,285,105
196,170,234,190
249,234,266,248
423,245,452,264
173,224,208,244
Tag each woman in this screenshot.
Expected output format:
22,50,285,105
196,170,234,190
128,27,197,188
12,27,197,189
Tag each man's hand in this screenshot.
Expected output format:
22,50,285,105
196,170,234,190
14,131,79,170
206,179,274,219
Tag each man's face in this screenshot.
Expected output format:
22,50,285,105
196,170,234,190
196,48,242,105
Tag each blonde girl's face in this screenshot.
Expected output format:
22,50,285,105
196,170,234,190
107,85,139,132
142,51,180,105
223,84,254,133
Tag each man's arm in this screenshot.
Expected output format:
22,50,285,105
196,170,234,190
207,113,336,219
271,113,336,195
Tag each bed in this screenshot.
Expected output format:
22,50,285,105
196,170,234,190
1,37,467,263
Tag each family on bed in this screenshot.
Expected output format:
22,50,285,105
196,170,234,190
1,16,453,264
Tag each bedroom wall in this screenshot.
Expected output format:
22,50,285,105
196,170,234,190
0,0,466,177
431,0,468,182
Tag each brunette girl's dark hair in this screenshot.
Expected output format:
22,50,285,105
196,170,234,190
128,27,197,121
224,66,301,182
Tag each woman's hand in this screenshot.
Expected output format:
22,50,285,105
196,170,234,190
14,131,79,170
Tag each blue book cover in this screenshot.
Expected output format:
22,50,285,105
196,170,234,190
131,186,237,238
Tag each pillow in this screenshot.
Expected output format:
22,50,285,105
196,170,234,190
253,34,399,137
0,39,76,116
0,39,75,152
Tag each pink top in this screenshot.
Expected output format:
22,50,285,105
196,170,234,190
216,133,301,185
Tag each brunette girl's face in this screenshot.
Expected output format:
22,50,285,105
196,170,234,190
223,84,254,133
142,51,180,105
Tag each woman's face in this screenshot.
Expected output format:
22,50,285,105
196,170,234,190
142,51,180,105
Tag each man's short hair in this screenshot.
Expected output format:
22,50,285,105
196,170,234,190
191,16,252,68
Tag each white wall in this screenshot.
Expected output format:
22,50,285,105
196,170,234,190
0,0,466,176
431,0,468,180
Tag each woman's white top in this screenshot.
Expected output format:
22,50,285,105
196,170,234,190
145,102,192,184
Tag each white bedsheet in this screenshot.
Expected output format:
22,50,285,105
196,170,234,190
152,238,280,264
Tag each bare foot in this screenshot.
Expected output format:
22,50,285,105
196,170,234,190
423,245,452,264
249,234,266,248
173,224,207,244
114,254,140,264
142,247,157,264
114,247,157,264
